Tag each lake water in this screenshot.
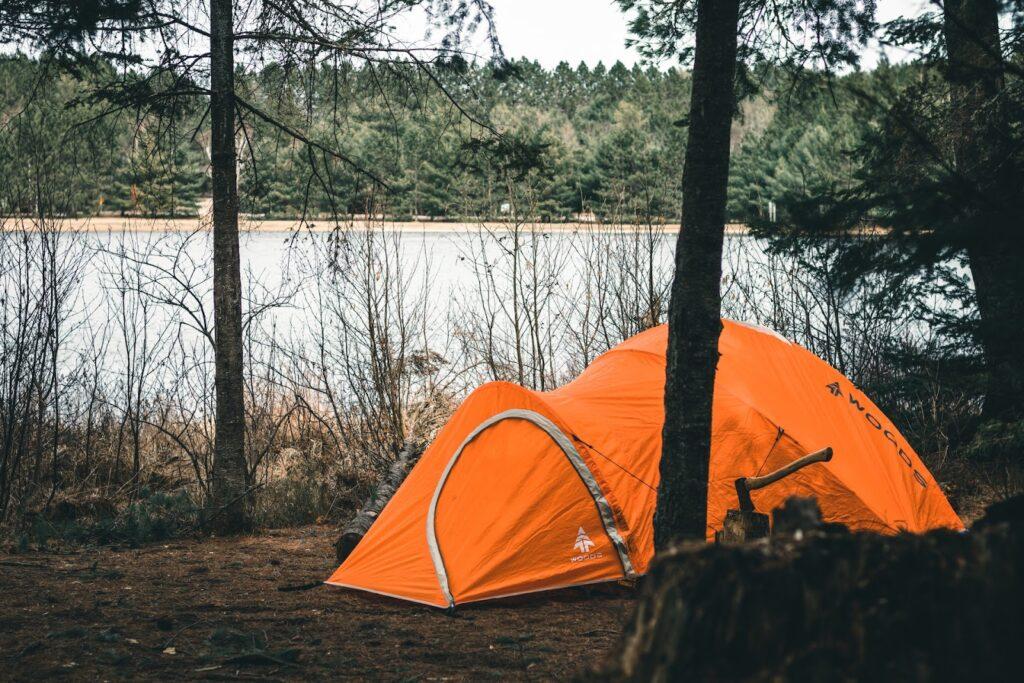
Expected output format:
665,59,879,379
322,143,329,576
6,226,930,392
78,226,682,318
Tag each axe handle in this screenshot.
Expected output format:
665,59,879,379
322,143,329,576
745,447,833,491
735,447,833,511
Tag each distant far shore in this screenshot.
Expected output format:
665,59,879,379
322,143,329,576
3,215,752,235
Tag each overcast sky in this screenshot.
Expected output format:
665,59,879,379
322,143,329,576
476,0,932,70
2,1,936,70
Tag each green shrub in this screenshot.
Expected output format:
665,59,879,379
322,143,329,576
964,419,1024,464
19,488,201,549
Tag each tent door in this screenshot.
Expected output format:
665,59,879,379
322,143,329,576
423,409,630,606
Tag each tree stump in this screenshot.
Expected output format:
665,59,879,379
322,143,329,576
715,508,770,544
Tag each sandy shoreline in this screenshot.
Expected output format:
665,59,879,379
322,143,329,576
4,215,751,235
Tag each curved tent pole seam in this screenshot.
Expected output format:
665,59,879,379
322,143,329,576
425,408,637,608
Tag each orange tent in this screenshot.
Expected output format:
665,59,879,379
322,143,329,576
327,320,962,608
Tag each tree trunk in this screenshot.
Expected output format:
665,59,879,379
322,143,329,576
944,0,1024,421
209,0,250,533
655,0,740,548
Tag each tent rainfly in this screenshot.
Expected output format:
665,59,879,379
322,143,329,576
327,321,963,608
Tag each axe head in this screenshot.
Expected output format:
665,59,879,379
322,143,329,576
734,477,755,512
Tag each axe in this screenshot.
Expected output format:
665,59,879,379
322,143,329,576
734,446,834,512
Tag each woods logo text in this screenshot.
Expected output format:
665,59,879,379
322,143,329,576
826,382,928,489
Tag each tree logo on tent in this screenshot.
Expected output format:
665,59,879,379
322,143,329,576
573,527,595,553
571,527,604,563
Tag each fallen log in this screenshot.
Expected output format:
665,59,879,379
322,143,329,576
334,441,422,564
602,495,1024,682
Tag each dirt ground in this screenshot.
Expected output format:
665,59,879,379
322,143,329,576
0,526,634,681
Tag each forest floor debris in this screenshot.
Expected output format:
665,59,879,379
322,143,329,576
0,526,633,681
